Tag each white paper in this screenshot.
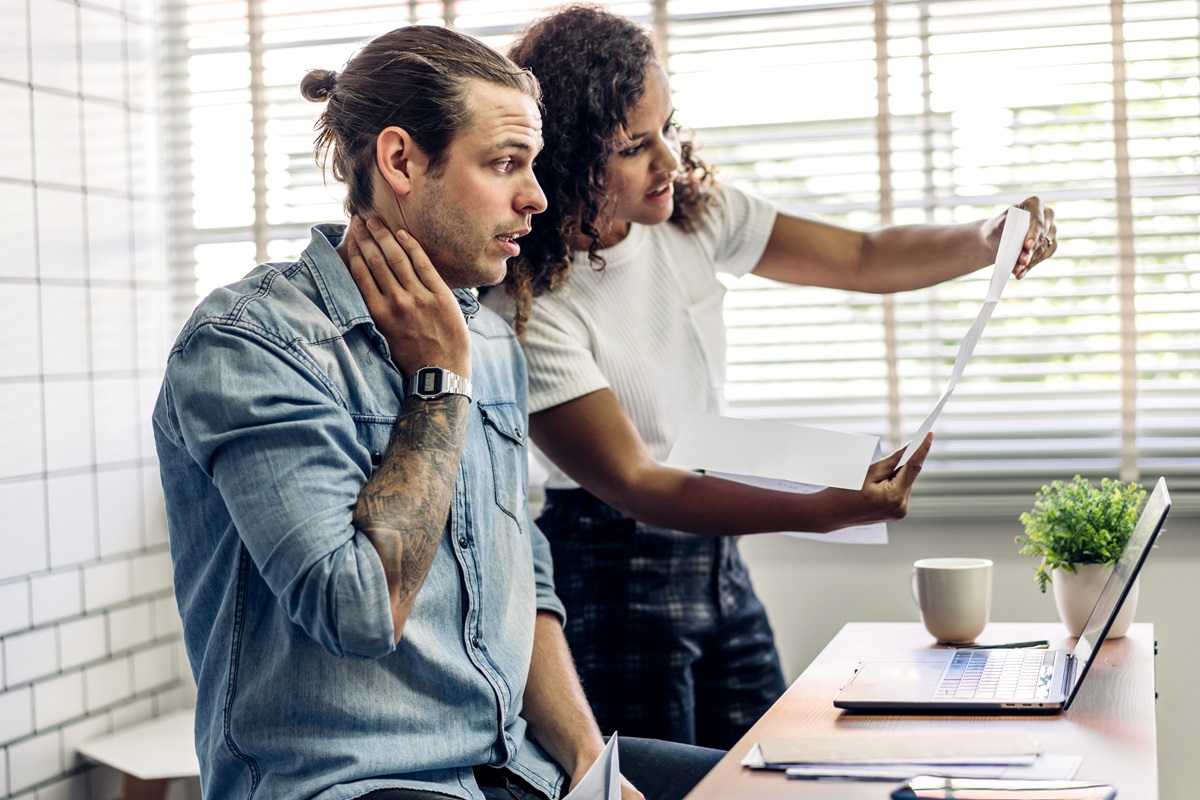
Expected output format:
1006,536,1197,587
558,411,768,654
562,733,621,800
708,444,889,544
898,206,1031,467
666,415,884,544
666,414,878,491
783,754,1083,781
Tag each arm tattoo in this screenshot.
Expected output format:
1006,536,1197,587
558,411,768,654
353,395,468,611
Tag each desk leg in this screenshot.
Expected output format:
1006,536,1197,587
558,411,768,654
121,775,169,800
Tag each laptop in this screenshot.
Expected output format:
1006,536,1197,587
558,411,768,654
833,477,1170,714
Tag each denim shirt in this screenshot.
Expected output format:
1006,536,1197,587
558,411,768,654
153,224,568,800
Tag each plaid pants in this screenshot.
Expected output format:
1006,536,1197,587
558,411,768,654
538,489,786,750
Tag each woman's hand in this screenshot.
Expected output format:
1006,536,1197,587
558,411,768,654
345,216,471,378
854,432,935,524
984,196,1058,279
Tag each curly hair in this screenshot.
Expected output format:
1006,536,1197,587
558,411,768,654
491,4,716,337
300,26,539,220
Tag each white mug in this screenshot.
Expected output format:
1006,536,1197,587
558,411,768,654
911,557,993,644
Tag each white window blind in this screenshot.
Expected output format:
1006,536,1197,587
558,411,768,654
164,0,1200,514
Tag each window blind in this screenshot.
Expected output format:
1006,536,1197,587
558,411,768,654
163,0,1200,514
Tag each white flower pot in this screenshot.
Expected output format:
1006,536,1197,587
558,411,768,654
1051,562,1139,639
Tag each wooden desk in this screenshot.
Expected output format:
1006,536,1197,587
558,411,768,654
686,622,1157,800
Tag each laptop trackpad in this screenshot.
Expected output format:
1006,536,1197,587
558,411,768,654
838,658,947,703
854,661,945,686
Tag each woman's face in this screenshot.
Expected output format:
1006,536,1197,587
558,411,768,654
598,62,682,243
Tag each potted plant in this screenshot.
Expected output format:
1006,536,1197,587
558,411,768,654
1016,475,1146,638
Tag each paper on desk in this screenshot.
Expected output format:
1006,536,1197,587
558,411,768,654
898,205,1031,467
783,754,1083,782
666,415,886,543
757,731,1042,765
562,733,620,800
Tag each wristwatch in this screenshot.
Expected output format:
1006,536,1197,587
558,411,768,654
405,366,472,402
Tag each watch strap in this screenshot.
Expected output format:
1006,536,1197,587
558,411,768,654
405,366,472,402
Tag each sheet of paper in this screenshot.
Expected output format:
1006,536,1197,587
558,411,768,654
783,754,1083,782
666,414,878,491
758,731,1042,765
898,205,1031,467
707,441,889,544
561,733,620,800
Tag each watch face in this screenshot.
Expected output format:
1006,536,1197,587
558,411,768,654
417,368,444,395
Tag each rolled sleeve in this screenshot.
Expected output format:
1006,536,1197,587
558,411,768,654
165,322,396,658
528,509,566,624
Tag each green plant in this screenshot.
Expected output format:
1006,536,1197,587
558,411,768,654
1016,476,1146,592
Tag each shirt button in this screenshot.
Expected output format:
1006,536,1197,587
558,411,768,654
458,536,469,548
515,427,523,438
371,452,383,466
471,636,480,648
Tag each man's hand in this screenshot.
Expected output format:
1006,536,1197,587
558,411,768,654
983,196,1058,279
346,216,471,378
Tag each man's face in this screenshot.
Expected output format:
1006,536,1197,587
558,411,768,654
406,81,547,289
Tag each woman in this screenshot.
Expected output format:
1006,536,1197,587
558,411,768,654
480,5,1058,749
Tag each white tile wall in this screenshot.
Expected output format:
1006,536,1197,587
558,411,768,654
97,469,143,557
132,553,173,597
0,583,31,637
0,687,33,741
90,290,138,374
0,183,38,279
38,284,91,376
133,643,175,693
0,384,46,480
33,672,85,730
4,628,57,688
109,604,153,654
35,189,88,282
31,94,84,191
29,571,82,627
28,0,78,93
82,561,131,612
8,730,62,794
110,696,153,730
78,7,126,104
0,481,48,581
42,381,95,473
92,379,140,464
57,616,107,673
46,474,99,569
0,0,29,82
0,83,34,183
86,195,133,282
84,658,132,714
0,284,40,378
1,3,186,796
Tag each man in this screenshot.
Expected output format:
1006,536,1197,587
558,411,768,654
153,25,721,800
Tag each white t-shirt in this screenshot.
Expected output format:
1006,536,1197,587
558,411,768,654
483,184,777,489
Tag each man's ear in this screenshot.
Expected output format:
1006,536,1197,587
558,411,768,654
375,126,423,197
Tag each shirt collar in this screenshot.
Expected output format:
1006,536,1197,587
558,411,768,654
304,223,482,339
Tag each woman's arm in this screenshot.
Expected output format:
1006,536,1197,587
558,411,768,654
530,388,931,535
752,196,1057,292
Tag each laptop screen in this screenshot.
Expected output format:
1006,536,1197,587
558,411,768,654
1066,477,1170,705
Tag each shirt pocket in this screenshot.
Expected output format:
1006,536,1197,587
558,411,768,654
479,400,527,530
353,416,396,477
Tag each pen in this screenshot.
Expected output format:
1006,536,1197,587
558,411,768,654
953,640,1049,650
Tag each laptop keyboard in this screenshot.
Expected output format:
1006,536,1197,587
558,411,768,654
935,648,1057,701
